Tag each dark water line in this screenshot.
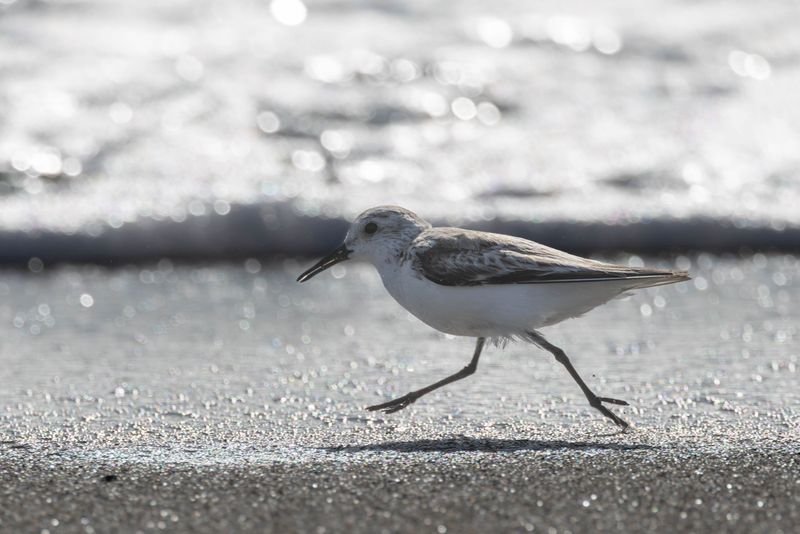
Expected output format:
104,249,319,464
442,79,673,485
0,202,796,266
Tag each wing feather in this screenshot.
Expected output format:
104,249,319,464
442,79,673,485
409,228,689,287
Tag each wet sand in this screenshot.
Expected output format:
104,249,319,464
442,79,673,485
1,426,798,533
1,255,798,532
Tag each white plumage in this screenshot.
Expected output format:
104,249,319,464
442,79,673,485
381,261,652,340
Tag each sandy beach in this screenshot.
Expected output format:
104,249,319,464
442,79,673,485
1,256,797,532
2,425,797,533
3,0,799,531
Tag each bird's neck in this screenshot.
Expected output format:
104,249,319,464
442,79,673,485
369,241,408,270
372,252,410,304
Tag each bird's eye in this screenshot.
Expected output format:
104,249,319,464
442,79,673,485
364,222,378,235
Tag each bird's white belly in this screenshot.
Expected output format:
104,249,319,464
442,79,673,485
379,263,632,337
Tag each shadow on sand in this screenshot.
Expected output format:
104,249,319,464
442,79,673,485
324,437,657,454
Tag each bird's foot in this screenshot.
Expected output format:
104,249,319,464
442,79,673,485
597,396,629,406
366,392,419,414
589,397,630,429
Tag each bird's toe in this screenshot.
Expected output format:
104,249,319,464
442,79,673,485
598,396,629,406
366,393,417,414
589,398,629,429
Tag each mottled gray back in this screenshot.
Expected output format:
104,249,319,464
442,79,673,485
410,227,687,286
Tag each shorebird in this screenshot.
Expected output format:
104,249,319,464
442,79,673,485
297,206,689,428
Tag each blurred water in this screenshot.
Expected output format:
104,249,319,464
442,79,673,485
1,0,800,259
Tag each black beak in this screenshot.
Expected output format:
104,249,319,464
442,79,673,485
297,243,352,283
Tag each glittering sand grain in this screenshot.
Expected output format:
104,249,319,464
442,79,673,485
1,256,798,532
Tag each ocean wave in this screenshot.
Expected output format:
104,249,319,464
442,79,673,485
2,0,799,263
0,201,796,265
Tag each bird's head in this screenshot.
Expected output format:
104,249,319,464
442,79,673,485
297,205,430,282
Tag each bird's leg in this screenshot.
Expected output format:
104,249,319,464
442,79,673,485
527,331,630,429
367,337,486,414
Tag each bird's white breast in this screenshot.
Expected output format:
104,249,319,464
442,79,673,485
376,261,635,338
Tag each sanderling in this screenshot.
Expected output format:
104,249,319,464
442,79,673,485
297,206,689,428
